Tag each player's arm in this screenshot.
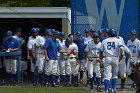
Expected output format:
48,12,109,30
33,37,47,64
34,44,38,63
10,40,20,52
43,39,50,62
137,41,140,62
123,45,132,59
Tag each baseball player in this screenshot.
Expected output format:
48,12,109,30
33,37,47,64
99,28,109,42
90,29,96,36
27,28,41,86
84,28,92,85
43,31,68,87
68,34,79,86
59,37,74,86
34,28,46,85
100,28,124,93
126,30,140,88
3,31,20,85
117,36,132,89
73,32,86,84
13,28,25,47
57,32,66,85
85,33,102,92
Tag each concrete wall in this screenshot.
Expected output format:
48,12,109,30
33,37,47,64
62,18,71,35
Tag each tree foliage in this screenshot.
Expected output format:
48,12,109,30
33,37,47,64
0,0,71,7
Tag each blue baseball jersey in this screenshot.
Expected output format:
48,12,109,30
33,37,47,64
44,38,61,60
74,38,86,59
3,37,20,59
3,38,20,49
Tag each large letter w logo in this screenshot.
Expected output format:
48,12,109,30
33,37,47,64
85,0,125,32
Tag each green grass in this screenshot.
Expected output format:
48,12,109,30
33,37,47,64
0,87,92,93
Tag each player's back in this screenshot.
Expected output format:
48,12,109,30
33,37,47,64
101,37,123,57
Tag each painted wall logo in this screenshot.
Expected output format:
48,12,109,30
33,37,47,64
85,0,125,32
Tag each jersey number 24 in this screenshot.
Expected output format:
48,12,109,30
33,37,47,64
107,42,116,50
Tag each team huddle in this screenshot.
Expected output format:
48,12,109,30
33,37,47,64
1,27,140,93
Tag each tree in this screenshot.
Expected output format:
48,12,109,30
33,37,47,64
0,0,71,7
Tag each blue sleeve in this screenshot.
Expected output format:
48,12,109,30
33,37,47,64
44,39,50,49
15,40,20,48
57,42,61,51
3,41,6,48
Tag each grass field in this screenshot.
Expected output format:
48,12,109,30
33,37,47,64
0,86,93,93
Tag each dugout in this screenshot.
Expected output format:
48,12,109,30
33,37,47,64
0,7,71,60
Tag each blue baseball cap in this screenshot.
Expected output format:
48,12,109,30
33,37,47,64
90,29,96,32
109,28,117,36
102,28,109,33
65,37,71,42
53,31,59,35
45,29,52,35
130,30,136,35
92,33,99,38
36,28,40,32
16,28,21,32
98,29,102,35
85,28,90,33
31,28,39,33
59,32,65,36
50,29,55,33
76,32,82,36
6,31,13,36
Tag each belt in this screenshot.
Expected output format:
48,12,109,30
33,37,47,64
38,53,44,54
69,57,76,59
61,58,67,60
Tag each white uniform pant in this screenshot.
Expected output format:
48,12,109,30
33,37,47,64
36,54,45,73
5,59,17,74
69,58,79,76
59,59,71,75
127,57,138,75
118,58,126,78
94,62,101,78
87,58,101,78
79,59,86,72
44,60,58,75
104,57,119,80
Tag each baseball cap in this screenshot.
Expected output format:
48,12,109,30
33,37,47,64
53,31,59,35
90,29,96,32
16,28,21,32
59,32,65,36
130,30,136,35
36,28,40,32
65,37,71,42
31,28,38,32
45,29,52,35
50,29,55,33
6,31,13,36
92,33,99,38
102,28,109,33
76,32,82,36
85,28,90,33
